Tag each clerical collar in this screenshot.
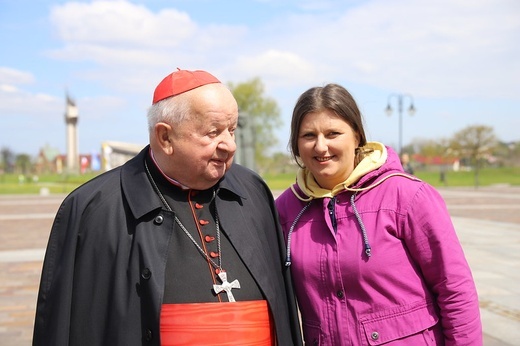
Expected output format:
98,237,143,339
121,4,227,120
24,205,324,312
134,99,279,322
148,147,190,190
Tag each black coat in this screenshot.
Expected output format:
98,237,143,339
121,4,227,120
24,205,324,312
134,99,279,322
33,146,302,346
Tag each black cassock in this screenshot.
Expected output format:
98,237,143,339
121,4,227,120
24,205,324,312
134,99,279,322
145,152,263,304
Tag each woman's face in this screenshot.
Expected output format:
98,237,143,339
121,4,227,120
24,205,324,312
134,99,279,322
297,109,359,190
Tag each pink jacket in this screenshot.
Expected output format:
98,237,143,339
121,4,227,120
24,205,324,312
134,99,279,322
275,147,482,345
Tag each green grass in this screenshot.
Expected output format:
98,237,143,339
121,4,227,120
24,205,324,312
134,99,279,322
414,166,520,187
1,166,519,195
263,166,520,191
0,172,100,194
262,172,297,191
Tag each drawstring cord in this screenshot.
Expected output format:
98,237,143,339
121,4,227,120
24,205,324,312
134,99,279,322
285,201,312,267
350,192,372,258
285,191,373,267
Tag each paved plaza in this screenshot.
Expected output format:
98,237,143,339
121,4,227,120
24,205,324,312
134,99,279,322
1,186,519,345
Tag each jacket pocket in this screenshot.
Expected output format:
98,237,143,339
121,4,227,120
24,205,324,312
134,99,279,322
302,318,322,346
359,300,439,345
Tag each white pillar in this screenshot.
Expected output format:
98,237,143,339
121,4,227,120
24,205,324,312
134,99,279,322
65,95,79,173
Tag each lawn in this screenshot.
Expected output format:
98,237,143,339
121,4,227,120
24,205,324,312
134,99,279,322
1,166,519,195
263,166,520,191
0,172,100,194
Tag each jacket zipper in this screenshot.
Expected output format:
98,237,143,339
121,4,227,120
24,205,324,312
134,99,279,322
328,197,337,233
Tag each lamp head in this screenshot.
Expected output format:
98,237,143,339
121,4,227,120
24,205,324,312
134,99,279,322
408,104,416,116
385,104,393,116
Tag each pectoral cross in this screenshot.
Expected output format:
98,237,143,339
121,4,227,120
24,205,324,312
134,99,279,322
213,271,241,302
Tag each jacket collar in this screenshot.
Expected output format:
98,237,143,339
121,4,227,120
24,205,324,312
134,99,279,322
120,145,245,220
216,165,248,200
121,146,164,220
295,142,387,198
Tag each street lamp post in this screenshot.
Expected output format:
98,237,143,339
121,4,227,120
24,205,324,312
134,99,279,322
385,93,416,154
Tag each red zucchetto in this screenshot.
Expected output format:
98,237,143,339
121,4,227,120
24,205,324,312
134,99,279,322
152,68,221,104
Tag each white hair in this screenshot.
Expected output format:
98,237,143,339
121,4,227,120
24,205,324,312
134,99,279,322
146,93,191,134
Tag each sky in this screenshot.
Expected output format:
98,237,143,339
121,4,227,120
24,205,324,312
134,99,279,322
1,0,519,157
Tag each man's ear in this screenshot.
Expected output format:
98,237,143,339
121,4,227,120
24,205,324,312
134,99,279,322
154,122,174,155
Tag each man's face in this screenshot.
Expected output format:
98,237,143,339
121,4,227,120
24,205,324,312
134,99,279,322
168,85,238,190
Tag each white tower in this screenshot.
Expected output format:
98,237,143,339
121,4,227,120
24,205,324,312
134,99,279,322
65,94,79,173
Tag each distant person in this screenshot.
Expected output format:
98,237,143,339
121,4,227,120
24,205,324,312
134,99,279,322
401,152,414,174
275,83,482,345
33,69,302,346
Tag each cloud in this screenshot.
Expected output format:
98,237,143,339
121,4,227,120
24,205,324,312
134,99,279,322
231,49,319,88
49,0,196,47
0,67,35,85
0,84,19,93
0,67,58,117
42,0,520,101
251,0,520,99
45,0,249,95
48,1,247,55
0,87,60,118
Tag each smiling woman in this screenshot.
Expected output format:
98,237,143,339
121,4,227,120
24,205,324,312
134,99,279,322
275,83,483,345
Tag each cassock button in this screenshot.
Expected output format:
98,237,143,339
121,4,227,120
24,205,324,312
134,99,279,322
199,219,209,225
210,251,219,258
154,215,164,224
205,235,215,242
195,203,203,209
141,268,151,280
145,328,153,341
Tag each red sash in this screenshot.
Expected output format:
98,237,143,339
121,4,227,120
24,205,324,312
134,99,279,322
160,300,275,345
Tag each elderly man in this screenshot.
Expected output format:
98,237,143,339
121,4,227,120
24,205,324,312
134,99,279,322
33,69,302,346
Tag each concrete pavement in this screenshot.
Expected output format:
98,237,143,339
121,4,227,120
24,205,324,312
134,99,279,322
0,186,519,345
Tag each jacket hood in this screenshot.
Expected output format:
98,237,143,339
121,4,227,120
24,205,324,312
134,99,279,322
294,142,392,200
292,143,417,201
285,143,420,264
285,143,419,263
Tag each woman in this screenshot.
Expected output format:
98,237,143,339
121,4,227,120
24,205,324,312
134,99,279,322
275,84,482,345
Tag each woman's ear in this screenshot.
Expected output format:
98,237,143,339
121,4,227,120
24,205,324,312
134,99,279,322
154,122,174,155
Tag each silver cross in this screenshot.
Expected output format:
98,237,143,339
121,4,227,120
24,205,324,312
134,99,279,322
213,271,241,302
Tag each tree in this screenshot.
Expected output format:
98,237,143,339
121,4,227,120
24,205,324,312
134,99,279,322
15,154,32,175
1,147,15,173
228,78,282,173
263,151,297,175
449,125,497,188
493,141,520,167
410,138,448,164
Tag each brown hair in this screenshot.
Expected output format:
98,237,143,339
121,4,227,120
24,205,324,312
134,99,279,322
289,83,369,167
